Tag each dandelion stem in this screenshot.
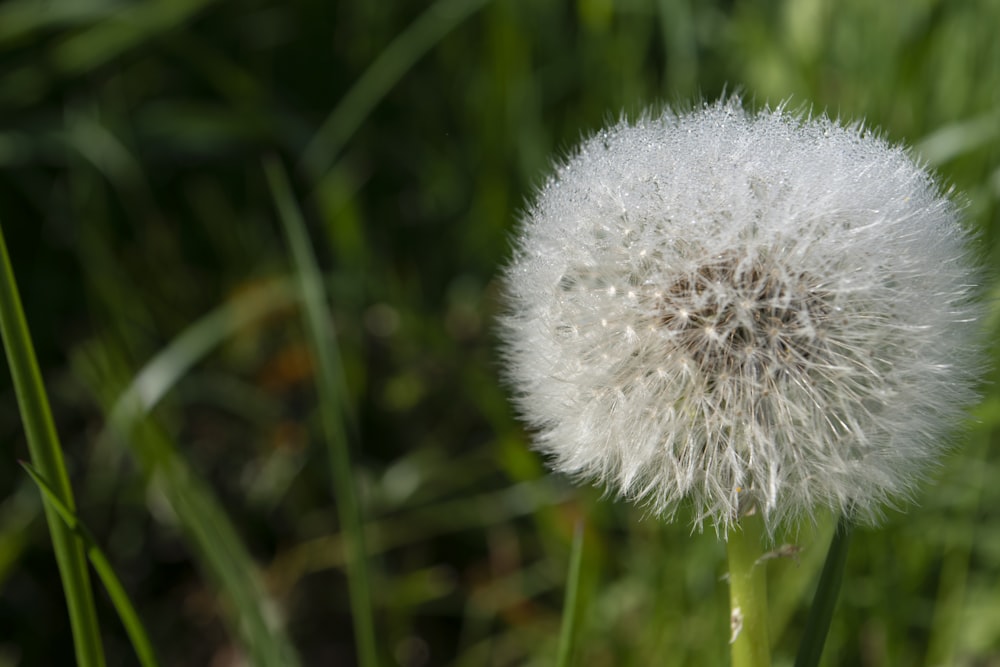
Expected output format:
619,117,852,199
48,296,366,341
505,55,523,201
727,512,770,667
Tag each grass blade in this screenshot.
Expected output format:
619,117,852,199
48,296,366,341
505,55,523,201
20,461,160,667
106,278,298,431
85,278,299,501
79,328,304,667
556,520,585,667
263,156,378,667
299,0,493,182
795,516,853,667
0,222,106,667
144,425,300,667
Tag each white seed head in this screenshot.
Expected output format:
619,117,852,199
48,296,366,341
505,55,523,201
499,98,983,535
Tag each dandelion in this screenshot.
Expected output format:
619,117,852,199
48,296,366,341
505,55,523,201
499,98,982,536
501,98,984,664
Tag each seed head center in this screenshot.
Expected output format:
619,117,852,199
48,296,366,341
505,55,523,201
658,254,830,380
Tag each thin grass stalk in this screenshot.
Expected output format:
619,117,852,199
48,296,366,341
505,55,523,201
105,278,298,433
21,462,160,667
75,307,303,666
0,222,106,667
263,156,378,667
794,515,853,667
727,512,770,667
299,0,493,183
556,521,585,667
145,422,301,666
86,278,297,499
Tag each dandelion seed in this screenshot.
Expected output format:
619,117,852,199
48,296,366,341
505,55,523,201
499,98,983,535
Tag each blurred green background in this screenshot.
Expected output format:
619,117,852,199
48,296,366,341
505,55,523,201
1,0,998,665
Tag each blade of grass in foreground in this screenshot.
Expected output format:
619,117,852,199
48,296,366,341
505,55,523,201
794,515,853,667
556,521,585,667
263,156,378,667
21,461,160,667
0,222,106,667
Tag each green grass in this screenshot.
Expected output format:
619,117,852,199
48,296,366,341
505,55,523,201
20,460,158,667
264,155,377,667
556,520,585,667
0,0,998,665
0,224,105,666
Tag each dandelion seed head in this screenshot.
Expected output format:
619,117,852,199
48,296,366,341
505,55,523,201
499,98,984,534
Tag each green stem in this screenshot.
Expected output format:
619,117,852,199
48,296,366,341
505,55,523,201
0,223,106,666
728,512,770,667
